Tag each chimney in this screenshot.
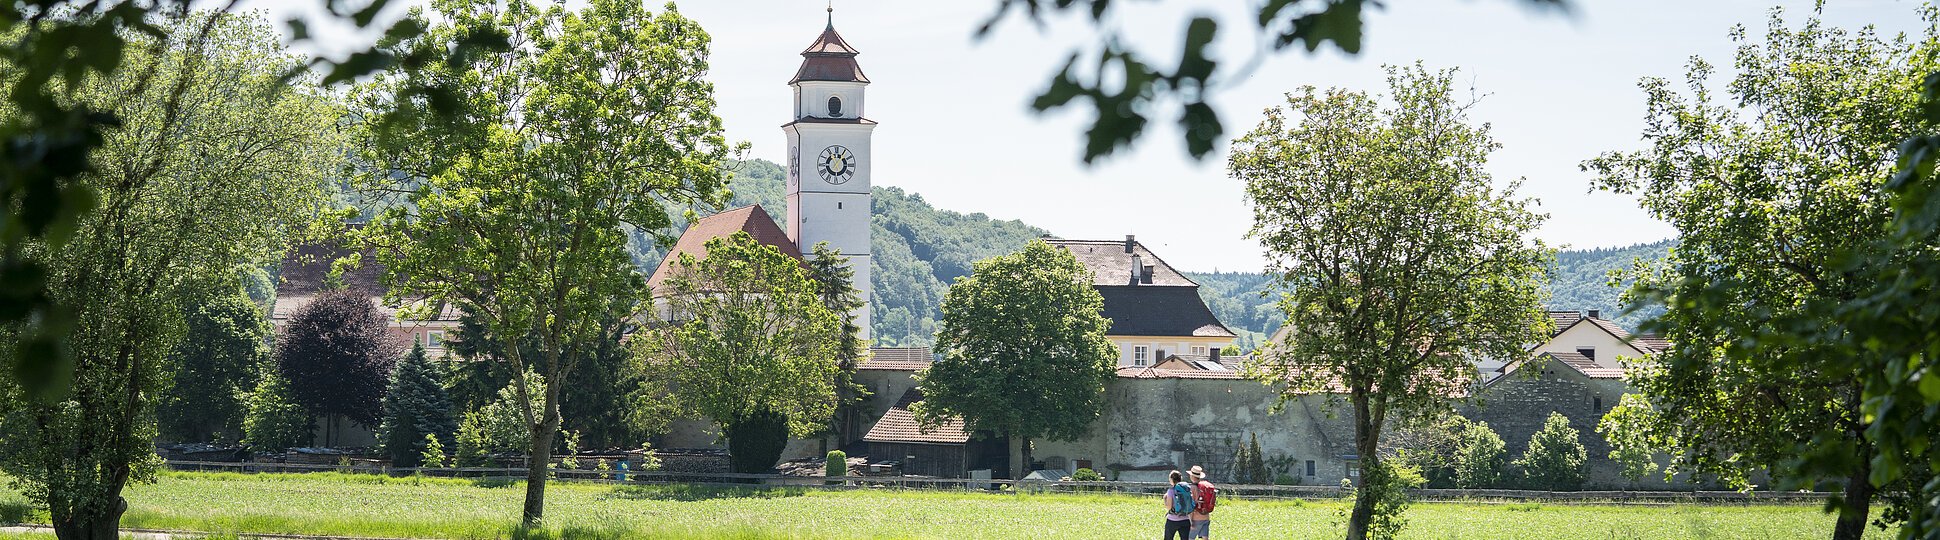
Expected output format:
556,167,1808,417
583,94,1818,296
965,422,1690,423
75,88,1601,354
1130,254,1143,285
1210,348,1222,362
1586,309,1601,319
1141,264,1155,284
1124,235,1136,253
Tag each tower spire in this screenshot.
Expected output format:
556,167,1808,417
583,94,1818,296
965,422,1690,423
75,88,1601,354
826,1,833,29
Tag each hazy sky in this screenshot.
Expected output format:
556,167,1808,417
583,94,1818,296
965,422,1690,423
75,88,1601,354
249,0,1929,272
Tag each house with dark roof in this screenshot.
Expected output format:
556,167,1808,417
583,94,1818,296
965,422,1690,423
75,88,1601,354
1045,236,1237,368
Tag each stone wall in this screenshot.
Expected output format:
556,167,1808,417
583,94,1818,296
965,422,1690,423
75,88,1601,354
1029,376,1358,486
1464,366,1677,489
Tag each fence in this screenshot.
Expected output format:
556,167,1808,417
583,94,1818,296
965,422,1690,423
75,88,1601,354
161,460,1837,504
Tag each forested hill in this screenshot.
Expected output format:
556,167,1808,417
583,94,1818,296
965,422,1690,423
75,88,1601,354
1548,239,1674,329
1184,240,1676,348
640,159,1673,347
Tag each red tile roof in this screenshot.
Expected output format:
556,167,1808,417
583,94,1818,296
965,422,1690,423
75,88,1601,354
858,347,933,371
790,23,868,84
646,205,801,293
863,389,970,445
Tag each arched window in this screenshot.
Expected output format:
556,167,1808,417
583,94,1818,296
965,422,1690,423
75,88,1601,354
827,95,843,117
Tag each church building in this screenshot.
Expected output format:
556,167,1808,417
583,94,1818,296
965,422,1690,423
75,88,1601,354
651,7,874,336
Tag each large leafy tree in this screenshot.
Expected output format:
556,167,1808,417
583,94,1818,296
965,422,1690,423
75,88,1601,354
636,232,844,473
911,240,1118,480
275,287,401,429
352,0,734,524
0,12,338,540
377,345,457,467
0,0,495,402
1231,64,1551,540
1583,8,1938,539
157,280,269,443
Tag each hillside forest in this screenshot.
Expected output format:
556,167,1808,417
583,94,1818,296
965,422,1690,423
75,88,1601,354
635,159,1673,349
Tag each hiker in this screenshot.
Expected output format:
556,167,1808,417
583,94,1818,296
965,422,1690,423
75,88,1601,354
1163,470,1195,540
1188,465,1218,540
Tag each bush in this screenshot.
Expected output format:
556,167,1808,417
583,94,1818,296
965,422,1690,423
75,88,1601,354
725,407,789,474
1515,412,1586,490
825,450,848,478
241,370,313,451
1455,421,1506,488
420,433,448,469
1071,467,1102,482
457,372,548,464
1274,473,1300,485
1350,459,1426,540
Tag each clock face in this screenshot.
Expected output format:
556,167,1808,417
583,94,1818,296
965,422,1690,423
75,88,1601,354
817,145,857,185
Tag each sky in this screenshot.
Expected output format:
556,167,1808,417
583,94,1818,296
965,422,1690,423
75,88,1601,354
246,0,1930,272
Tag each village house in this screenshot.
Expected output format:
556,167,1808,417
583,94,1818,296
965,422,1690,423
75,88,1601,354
1464,310,1678,488
851,236,1362,484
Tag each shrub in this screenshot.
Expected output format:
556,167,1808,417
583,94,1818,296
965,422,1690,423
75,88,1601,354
1455,421,1506,488
454,411,492,468
1275,473,1300,485
420,433,448,469
1349,459,1425,540
1071,467,1102,482
241,370,313,451
825,450,848,478
1515,412,1586,490
725,407,789,474
559,429,581,470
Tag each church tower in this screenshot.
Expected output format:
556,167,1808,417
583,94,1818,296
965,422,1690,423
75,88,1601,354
785,7,873,342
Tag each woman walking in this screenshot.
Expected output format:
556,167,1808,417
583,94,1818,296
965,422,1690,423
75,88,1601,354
1163,470,1196,540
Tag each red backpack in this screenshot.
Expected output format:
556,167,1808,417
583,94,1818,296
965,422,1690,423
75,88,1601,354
1194,481,1218,514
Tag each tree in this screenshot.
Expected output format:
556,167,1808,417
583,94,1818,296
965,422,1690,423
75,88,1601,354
0,12,339,539
974,0,1568,164
1231,64,1552,540
806,242,869,442
1596,394,1661,488
1244,433,1269,486
1514,412,1586,491
242,371,317,452
1582,7,1940,538
275,287,401,429
157,281,270,443
1231,435,1257,484
911,240,1118,480
636,232,843,473
378,345,457,468
1455,421,1507,489
1385,413,1471,489
351,0,734,525
446,308,642,450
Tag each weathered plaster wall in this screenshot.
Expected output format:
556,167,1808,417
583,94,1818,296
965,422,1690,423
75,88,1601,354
1028,377,1358,486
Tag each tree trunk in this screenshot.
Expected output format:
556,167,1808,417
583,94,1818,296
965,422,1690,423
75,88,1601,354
1345,391,1379,540
1019,436,1034,479
1830,460,1874,540
51,495,127,540
521,420,558,527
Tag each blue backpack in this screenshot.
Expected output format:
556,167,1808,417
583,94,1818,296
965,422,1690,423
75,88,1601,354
1169,483,1197,514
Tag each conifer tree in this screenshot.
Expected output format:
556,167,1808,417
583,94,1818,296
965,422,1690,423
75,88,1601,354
377,345,457,467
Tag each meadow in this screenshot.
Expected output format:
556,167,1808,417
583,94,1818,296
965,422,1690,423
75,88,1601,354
0,472,1898,539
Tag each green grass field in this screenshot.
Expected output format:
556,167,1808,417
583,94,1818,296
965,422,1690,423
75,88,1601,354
0,472,1899,539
